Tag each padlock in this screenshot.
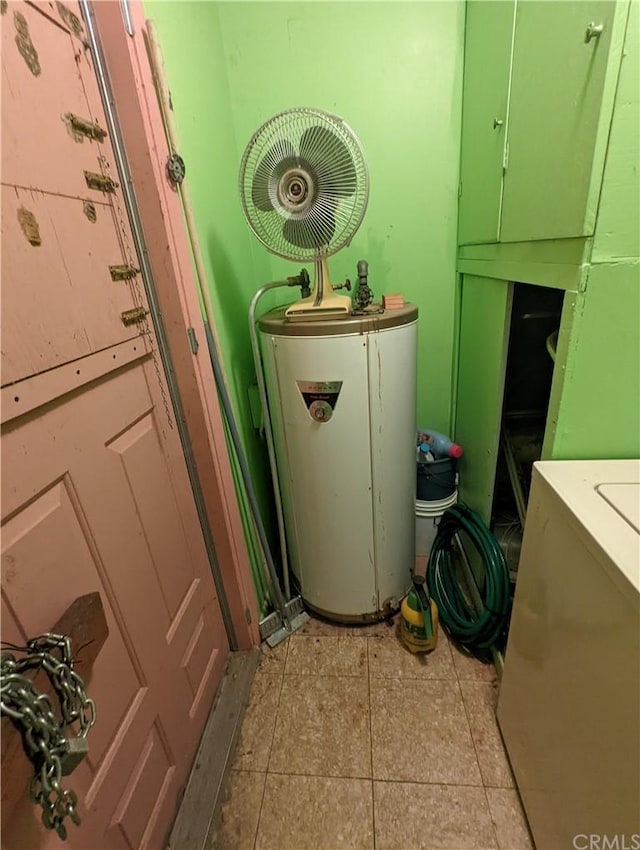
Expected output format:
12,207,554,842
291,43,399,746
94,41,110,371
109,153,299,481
60,737,89,776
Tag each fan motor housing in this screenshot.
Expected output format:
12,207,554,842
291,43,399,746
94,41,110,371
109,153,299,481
277,168,315,212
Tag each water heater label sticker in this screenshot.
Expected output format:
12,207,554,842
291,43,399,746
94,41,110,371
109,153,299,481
296,381,343,422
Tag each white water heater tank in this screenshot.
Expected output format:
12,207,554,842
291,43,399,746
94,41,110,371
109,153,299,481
259,304,418,621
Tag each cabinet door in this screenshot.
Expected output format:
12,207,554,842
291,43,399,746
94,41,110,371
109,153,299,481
500,0,627,242
544,263,640,460
454,276,512,522
458,1,515,245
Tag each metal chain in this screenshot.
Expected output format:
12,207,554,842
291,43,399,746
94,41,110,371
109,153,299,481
1,634,96,840
97,151,175,429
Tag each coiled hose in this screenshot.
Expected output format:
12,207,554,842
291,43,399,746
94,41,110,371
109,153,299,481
426,504,511,649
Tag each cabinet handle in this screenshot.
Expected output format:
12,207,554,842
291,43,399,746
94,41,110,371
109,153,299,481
493,118,504,129
584,22,604,43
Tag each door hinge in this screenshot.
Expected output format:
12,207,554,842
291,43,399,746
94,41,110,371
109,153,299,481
166,153,186,186
502,140,510,173
84,171,118,193
109,264,140,281
186,327,199,354
458,179,463,198
121,306,148,326
244,607,252,625
64,113,107,142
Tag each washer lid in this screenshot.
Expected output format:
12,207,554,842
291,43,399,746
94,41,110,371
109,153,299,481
258,303,418,336
596,483,640,534
534,460,640,596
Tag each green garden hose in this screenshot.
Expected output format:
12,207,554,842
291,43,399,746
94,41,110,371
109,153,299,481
426,504,510,649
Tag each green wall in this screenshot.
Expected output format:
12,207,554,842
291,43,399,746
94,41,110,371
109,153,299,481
215,1,465,438
145,0,465,604
146,0,464,432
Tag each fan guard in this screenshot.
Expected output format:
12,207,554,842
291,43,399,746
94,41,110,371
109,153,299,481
239,108,369,262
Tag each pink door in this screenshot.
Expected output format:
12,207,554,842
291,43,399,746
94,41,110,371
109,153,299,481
1,2,229,847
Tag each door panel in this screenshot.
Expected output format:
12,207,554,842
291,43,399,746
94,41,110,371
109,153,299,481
1,2,229,847
500,0,624,242
454,275,512,522
1,186,138,384
458,0,515,245
1,355,228,849
1,0,118,198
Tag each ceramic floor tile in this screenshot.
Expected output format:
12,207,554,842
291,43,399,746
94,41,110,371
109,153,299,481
269,675,371,778
368,632,455,680
258,638,288,676
374,781,498,850
255,773,373,850
207,770,265,850
233,674,281,772
460,681,515,788
370,679,482,785
451,643,498,683
486,787,534,850
285,635,368,676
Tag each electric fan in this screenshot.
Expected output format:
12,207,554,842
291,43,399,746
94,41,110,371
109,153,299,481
239,107,369,319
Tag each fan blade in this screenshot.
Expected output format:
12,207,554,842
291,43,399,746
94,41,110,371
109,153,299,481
251,139,297,211
299,125,356,196
283,209,336,250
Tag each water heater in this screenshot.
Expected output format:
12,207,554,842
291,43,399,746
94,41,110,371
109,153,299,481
259,305,418,621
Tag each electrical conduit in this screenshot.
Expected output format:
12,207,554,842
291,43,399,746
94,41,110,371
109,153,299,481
248,282,298,600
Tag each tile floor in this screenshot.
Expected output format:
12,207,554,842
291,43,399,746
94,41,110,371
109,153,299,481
209,614,534,850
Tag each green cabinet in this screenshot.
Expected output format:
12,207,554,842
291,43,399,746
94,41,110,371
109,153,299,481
458,1,514,245
454,276,513,522
455,0,639,522
459,0,629,246
456,264,640,522
543,263,640,461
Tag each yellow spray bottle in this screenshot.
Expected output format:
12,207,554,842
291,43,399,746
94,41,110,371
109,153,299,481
400,575,439,653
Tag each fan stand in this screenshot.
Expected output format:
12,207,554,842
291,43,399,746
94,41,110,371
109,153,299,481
285,254,351,321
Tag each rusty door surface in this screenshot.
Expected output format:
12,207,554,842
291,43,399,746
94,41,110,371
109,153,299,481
1,2,229,847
